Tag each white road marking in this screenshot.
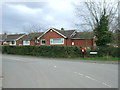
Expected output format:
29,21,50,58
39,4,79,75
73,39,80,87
102,82,111,88
85,76,95,81
54,66,57,68
78,73,83,76
74,72,111,87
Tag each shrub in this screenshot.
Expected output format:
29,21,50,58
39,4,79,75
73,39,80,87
1,45,120,58
1,46,83,58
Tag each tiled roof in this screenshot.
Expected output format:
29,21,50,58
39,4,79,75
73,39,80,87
22,32,43,40
72,32,94,39
53,28,76,38
53,28,94,39
0,34,7,41
2,28,94,42
5,34,25,41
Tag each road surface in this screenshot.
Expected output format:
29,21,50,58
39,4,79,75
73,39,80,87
2,54,118,88
0,53,2,89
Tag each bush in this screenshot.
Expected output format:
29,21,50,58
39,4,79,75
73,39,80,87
1,45,120,58
89,46,120,58
1,46,84,58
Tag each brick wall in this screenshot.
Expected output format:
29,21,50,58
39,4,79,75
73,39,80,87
93,36,98,48
39,29,66,46
16,35,26,46
66,38,72,46
30,41,35,46
0,41,2,45
71,39,93,47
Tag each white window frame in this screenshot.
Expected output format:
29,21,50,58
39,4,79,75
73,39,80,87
23,40,30,45
37,40,40,43
10,41,16,46
50,38,64,45
41,39,46,45
72,42,74,45
3,41,8,44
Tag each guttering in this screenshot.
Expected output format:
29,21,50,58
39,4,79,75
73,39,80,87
37,28,67,39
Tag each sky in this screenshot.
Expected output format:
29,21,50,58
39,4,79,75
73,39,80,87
2,0,80,34
1,0,118,34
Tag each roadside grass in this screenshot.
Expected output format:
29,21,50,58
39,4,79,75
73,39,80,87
2,53,120,61
72,57,120,61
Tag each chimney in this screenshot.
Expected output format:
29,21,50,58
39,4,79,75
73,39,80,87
61,28,64,31
4,32,7,35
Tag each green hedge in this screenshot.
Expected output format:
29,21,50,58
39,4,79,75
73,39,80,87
1,46,83,58
89,46,120,57
1,46,120,58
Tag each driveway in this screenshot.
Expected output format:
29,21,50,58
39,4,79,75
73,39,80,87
2,54,118,88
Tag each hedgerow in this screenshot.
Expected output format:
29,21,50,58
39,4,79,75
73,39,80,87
1,45,120,58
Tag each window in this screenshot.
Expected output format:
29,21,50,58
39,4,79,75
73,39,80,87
41,39,46,45
72,42,74,45
10,41,16,45
50,38,64,45
12,41,15,44
37,40,40,43
94,41,96,46
23,40,30,45
3,41,8,44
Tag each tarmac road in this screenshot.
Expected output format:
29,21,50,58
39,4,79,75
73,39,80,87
0,53,2,89
2,54,118,88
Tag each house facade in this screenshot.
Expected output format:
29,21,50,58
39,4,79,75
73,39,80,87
22,32,43,46
36,28,96,47
3,34,26,46
0,33,7,45
1,28,96,47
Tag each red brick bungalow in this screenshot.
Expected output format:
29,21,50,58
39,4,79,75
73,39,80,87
0,33,7,45
3,34,26,46
36,28,97,47
22,32,43,46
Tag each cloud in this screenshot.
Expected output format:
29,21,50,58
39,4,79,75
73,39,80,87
2,1,80,34
2,0,118,34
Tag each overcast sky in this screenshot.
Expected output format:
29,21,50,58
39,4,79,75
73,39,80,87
2,0,118,34
2,0,81,34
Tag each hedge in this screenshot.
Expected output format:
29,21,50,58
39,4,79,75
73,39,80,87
1,46,83,58
1,46,120,58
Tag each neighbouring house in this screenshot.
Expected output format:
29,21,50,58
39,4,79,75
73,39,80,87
22,32,43,46
36,27,97,47
0,33,7,45
3,34,26,46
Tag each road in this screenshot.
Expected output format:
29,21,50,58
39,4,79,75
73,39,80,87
0,53,2,89
2,54,118,88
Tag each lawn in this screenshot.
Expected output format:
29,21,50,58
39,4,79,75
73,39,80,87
73,57,120,61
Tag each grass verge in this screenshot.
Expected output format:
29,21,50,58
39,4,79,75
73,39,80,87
72,57,120,61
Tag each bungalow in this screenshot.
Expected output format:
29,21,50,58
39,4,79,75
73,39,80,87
0,33,7,45
22,32,43,46
3,34,26,46
36,27,97,47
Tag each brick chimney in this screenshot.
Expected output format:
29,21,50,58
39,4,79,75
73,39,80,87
4,32,7,35
61,28,64,31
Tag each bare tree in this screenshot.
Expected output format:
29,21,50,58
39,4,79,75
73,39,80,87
112,17,120,46
74,0,118,32
118,1,120,30
23,24,47,45
23,24,46,33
